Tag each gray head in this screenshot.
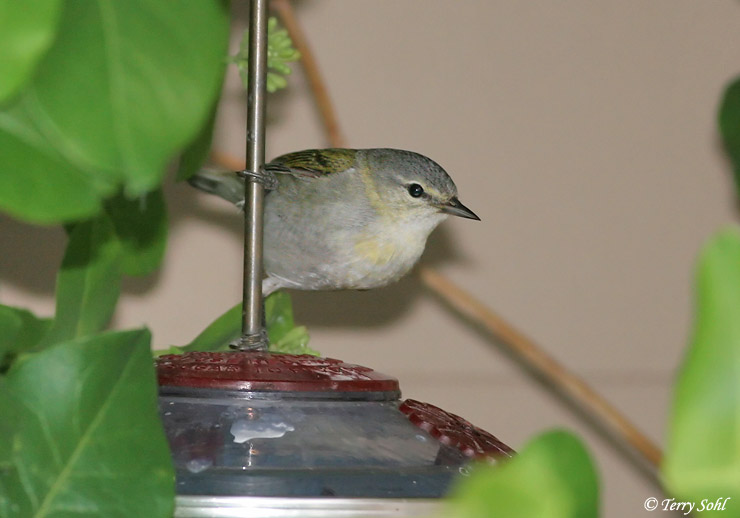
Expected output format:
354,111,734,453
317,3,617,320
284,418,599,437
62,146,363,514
361,148,479,221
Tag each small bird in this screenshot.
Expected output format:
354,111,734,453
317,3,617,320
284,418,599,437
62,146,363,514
190,148,479,296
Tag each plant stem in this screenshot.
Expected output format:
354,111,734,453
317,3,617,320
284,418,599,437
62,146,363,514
419,267,663,468
272,0,347,148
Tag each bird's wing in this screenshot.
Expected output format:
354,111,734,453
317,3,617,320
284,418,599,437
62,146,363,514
266,149,356,178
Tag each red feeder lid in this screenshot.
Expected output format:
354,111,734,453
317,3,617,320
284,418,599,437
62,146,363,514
400,399,515,459
157,351,400,393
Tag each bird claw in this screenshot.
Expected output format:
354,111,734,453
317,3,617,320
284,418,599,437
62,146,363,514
238,167,279,191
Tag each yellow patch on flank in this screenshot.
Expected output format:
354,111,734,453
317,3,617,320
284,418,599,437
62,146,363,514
354,238,396,265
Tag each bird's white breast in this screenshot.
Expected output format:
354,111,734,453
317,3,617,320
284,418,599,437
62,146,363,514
349,211,447,288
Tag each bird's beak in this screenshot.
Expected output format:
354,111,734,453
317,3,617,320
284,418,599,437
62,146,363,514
439,197,480,220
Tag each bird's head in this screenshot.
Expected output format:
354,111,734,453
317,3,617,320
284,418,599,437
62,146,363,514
362,148,480,223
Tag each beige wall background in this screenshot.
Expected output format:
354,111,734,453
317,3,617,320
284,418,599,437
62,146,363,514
2,1,740,516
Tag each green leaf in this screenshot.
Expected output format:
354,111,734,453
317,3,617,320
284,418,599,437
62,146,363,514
719,77,740,198
0,0,229,225
270,326,317,356
27,0,229,193
265,292,315,355
449,430,599,518
160,302,242,356
175,94,221,182
0,305,52,365
265,291,316,355
0,329,174,518
105,189,167,276
13,311,52,354
0,307,22,362
0,378,22,518
663,227,740,507
265,291,296,341
0,0,62,103
42,216,122,345
0,122,108,223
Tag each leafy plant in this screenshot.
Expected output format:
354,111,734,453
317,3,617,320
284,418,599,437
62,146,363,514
0,2,309,514
0,330,172,518
719,77,740,198
662,229,740,510
449,431,599,518
0,1,228,224
0,0,230,515
232,17,301,93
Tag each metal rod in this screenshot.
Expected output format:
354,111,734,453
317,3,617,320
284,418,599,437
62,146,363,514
236,0,269,351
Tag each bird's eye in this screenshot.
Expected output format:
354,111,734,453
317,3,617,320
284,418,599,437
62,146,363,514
408,183,424,198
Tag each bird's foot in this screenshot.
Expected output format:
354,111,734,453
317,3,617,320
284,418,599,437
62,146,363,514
238,166,279,191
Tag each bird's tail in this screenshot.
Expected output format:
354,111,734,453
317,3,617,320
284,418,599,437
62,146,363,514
188,169,245,206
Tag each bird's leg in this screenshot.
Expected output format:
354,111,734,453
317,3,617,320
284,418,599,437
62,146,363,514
237,165,279,190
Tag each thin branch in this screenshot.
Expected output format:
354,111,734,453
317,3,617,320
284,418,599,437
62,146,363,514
419,267,663,468
210,0,665,472
272,0,347,148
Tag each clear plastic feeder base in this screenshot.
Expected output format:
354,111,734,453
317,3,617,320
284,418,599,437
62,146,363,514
157,352,513,518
